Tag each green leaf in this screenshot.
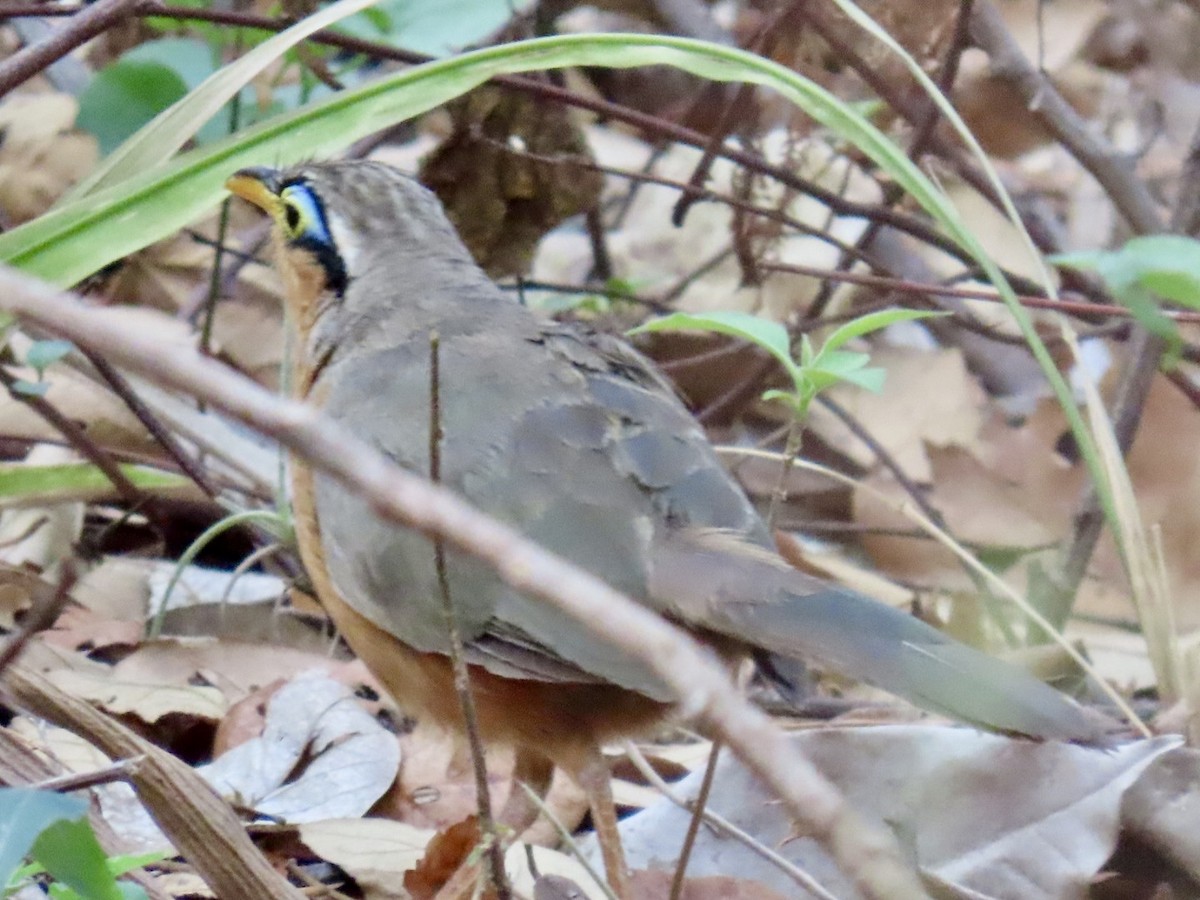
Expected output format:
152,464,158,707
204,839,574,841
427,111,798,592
1053,237,1196,365
0,789,87,888
761,388,804,417
76,58,190,156
70,0,385,198
631,311,796,374
0,462,190,505
818,308,947,355
104,850,171,879
1055,235,1200,308
803,352,885,395
826,364,886,393
25,339,74,376
31,816,125,900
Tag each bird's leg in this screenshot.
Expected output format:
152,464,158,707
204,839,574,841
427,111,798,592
431,748,555,900
496,747,555,837
566,745,630,900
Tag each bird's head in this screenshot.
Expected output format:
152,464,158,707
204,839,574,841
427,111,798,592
225,160,473,325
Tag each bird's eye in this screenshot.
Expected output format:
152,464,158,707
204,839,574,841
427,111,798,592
283,203,301,233
278,183,331,245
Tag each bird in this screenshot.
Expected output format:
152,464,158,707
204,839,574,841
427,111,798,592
226,159,1104,897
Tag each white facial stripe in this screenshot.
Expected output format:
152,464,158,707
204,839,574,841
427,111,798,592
324,209,360,275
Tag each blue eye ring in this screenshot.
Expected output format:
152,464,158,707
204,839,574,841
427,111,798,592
279,182,333,246
276,179,348,297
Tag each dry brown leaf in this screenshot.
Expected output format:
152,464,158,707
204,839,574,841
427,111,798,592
1095,377,1200,628
46,666,227,723
0,359,155,457
0,563,51,629
0,93,97,223
403,817,481,900
531,132,880,322
41,604,141,655
816,346,985,480
209,298,286,388
105,232,219,315
211,677,284,756
111,636,369,703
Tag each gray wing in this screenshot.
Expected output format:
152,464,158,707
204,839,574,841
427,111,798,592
309,313,767,702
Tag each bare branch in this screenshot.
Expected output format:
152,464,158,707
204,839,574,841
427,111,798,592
0,0,147,97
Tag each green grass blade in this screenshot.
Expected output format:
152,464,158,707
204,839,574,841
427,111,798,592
67,0,384,200
0,33,970,287
0,462,190,506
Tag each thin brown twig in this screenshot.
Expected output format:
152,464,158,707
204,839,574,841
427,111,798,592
757,260,1200,322
970,0,1163,235
0,266,929,900
428,333,509,900
0,0,147,97
0,366,145,507
81,350,220,499
670,0,791,227
1171,116,1200,236
817,395,946,530
0,561,76,675
668,737,720,900
471,136,892,274
790,0,1009,235
29,754,145,793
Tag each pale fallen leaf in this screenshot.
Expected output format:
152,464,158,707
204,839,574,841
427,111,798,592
1120,746,1200,882
599,726,1179,899
47,667,227,723
146,560,287,615
313,813,612,900
627,870,791,900
210,298,286,387
0,93,97,223
198,671,399,822
297,817,435,895
0,446,84,576
41,604,141,655
72,556,153,623
0,353,155,456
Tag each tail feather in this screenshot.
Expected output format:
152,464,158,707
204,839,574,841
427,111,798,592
651,529,1108,744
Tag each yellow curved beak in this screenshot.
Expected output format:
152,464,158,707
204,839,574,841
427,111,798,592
225,167,283,214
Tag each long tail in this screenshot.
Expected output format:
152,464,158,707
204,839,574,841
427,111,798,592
650,529,1107,744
